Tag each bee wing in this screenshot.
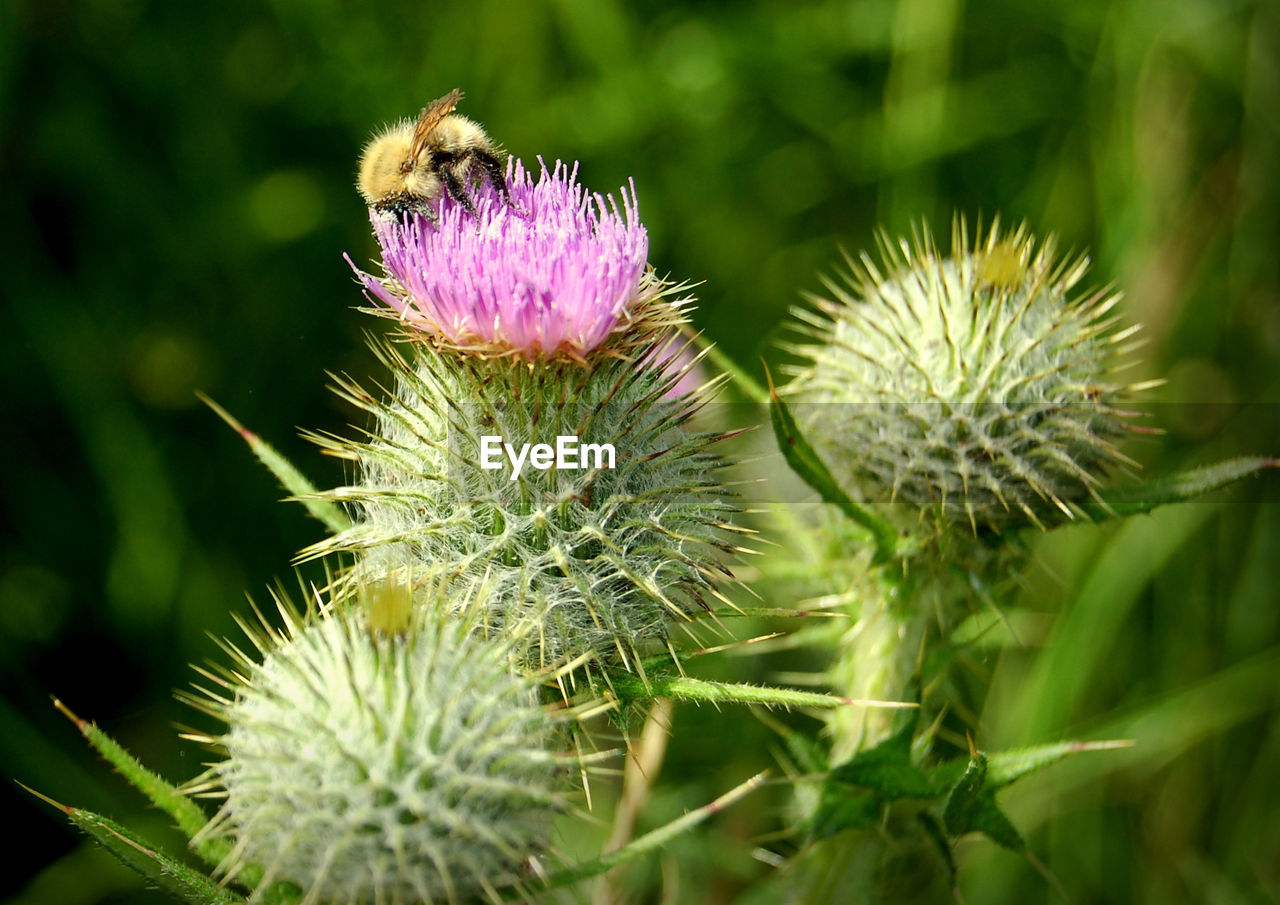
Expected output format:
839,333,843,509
404,89,463,170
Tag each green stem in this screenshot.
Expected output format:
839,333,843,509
824,575,927,762
608,672,914,712
522,771,767,898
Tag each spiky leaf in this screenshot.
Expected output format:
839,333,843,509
942,752,988,835
199,393,350,533
21,786,243,905
1083,456,1278,521
53,699,227,865
769,384,898,559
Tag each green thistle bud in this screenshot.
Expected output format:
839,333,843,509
196,592,565,904
786,220,1142,531
306,330,740,673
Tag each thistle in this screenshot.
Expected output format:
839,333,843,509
192,583,567,905
351,158,681,363
770,221,1194,903
324,160,743,674
786,220,1144,532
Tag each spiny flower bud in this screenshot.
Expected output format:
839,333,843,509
308,332,740,673
195,590,565,904
786,220,1142,531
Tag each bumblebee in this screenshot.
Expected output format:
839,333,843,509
357,89,506,220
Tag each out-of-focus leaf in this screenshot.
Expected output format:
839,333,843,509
942,751,987,835
985,739,1133,789
756,710,830,775
1083,457,1277,521
917,812,957,883
963,794,1025,853
811,784,882,838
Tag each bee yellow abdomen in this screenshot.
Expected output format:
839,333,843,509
433,116,493,155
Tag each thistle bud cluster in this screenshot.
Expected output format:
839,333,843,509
777,221,1152,903
200,159,739,902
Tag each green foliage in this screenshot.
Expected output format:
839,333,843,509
813,733,1128,855
4,1,1277,903
28,797,243,905
1084,456,1279,521
607,669,912,711
51,699,221,861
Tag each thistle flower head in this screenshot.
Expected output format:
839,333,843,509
351,158,676,361
196,586,566,904
786,220,1142,531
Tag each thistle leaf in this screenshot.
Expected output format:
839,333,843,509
608,671,915,711
962,793,1025,852
917,811,958,883
198,393,351,533
821,712,937,794
985,739,1134,789
767,375,899,561
53,698,228,865
828,752,941,800
19,784,243,905
810,785,882,837
1082,456,1278,521
756,710,830,775
811,720,937,838
942,752,988,835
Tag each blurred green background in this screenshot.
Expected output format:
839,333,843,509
1,0,1276,903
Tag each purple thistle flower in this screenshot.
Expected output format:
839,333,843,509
350,158,656,361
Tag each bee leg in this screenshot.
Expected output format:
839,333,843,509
473,150,510,203
373,197,436,227
435,154,480,219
